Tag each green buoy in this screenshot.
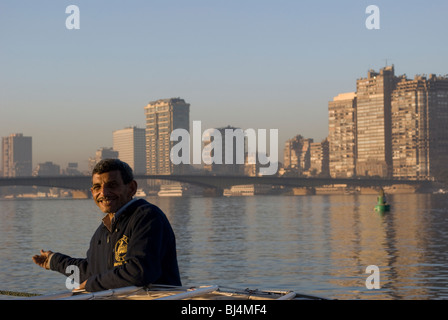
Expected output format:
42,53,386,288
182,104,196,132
374,188,390,212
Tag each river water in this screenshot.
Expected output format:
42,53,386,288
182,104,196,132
1,193,447,300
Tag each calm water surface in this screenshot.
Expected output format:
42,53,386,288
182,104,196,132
1,193,448,300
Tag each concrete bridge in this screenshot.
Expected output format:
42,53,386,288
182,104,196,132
0,174,432,194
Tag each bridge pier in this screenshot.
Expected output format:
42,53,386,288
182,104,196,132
202,187,224,197
291,187,316,195
72,190,90,199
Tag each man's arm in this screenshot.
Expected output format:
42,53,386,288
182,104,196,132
32,249,91,287
49,252,90,281
33,250,89,280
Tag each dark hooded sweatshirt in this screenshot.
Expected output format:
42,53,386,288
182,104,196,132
49,198,181,292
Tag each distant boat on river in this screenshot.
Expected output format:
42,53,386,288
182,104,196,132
157,184,184,197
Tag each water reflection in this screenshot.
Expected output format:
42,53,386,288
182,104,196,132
324,194,448,299
0,199,101,293
0,194,447,299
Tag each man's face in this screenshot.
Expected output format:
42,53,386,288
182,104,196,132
91,170,137,214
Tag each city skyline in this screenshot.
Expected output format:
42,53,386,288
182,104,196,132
1,1,448,170
4,62,448,181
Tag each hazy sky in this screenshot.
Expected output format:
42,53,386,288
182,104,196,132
1,0,447,171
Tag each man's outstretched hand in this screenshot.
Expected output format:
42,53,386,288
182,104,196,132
32,249,53,270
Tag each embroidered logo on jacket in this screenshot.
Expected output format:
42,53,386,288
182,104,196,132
114,235,128,267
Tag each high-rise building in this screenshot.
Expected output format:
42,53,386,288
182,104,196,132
65,162,83,176
33,161,60,176
2,133,32,177
202,125,245,175
88,147,119,173
356,66,397,178
144,98,190,175
113,127,146,175
391,74,448,179
328,65,448,180
283,135,313,175
328,92,357,178
309,138,330,177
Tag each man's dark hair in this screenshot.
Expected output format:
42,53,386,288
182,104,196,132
92,159,134,184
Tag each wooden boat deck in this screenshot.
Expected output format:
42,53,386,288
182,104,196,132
17,285,327,300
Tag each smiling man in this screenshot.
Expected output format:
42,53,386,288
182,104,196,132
32,159,181,292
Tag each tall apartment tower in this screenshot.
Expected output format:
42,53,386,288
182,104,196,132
328,92,357,178
202,125,245,175
309,138,330,177
391,74,448,179
2,133,32,177
283,135,313,175
113,127,146,175
144,98,190,175
356,65,397,178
